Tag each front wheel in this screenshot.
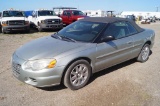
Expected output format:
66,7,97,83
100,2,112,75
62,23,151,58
2,27,6,34
25,29,30,33
64,60,91,90
37,23,43,32
137,44,150,62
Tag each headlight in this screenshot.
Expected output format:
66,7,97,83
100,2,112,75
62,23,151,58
22,59,57,71
41,20,45,24
2,21,8,26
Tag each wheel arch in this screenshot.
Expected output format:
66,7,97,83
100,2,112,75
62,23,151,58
145,40,151,45
139,40,151,55
60,57,93,84
137,41,151,62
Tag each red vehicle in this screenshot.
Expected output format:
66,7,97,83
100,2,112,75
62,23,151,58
53,7,88,25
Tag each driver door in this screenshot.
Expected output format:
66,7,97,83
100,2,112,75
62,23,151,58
95,22,134,72
62,11,72,24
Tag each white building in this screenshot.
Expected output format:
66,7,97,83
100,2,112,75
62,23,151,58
121,11,160,19
83,10,107,17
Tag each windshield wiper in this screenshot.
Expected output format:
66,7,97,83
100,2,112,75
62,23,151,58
51,33,76,42
51,33,62,39
60,36,76,42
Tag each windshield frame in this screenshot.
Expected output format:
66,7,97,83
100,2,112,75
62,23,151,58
56,21,106,43
2,10,25,17
38,10,57,16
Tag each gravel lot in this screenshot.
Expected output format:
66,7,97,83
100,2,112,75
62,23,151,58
0,22,160,106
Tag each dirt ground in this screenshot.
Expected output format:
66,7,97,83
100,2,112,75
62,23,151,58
0,22,160,106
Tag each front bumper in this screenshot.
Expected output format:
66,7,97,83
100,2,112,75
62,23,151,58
3,25,30,32
11,53,65,87
40,23,63,29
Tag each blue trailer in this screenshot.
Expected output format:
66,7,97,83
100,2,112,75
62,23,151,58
24,11,33,17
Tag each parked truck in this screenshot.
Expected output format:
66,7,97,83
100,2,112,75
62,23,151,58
53,7,88,25
27,9,63,31
0,9,30,34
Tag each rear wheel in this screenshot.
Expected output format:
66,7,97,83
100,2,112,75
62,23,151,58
137,44,150,62
64,60,91,90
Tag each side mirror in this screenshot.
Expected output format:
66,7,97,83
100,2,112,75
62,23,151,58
101,36,115,42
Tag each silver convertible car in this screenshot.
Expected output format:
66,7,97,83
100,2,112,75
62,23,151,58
12,17,155,90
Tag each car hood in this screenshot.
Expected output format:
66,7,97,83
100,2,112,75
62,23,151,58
1,17,27,21
15,36,86,60
38,16,61,20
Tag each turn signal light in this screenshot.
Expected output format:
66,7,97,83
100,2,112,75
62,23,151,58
47,60,57,68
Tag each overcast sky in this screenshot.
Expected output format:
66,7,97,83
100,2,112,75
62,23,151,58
0,0,160,13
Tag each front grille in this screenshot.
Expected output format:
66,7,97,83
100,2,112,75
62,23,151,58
8,20,25,25
46,19,60,24
12,62,21,75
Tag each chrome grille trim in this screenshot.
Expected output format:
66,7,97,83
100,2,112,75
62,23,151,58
46,19,60,24
12,62,21,74
9,20,25,25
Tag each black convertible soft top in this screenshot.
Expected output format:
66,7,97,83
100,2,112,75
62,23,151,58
79,17,144,33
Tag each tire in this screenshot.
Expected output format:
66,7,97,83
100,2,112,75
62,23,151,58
2,27,6,34
64,60,91,90
137,44,150,63
37,23,43,32
30,24,34,28
25,29,30,33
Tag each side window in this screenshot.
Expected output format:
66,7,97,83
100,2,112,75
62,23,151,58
72,11,77,15
102,22,130,40
63,11,71,16
67,11,71,16
126,22,137,34
63,11,67,15
103,24,117,39
3,11,9,17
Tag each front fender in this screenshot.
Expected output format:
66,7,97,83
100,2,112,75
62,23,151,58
55,45,97,73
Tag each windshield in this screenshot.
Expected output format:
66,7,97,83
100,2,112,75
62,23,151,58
72,10,85,16
56,21,106,42
38,10,56,16
3,11,25,17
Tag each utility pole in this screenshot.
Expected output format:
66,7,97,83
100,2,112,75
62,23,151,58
156,6,159,12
